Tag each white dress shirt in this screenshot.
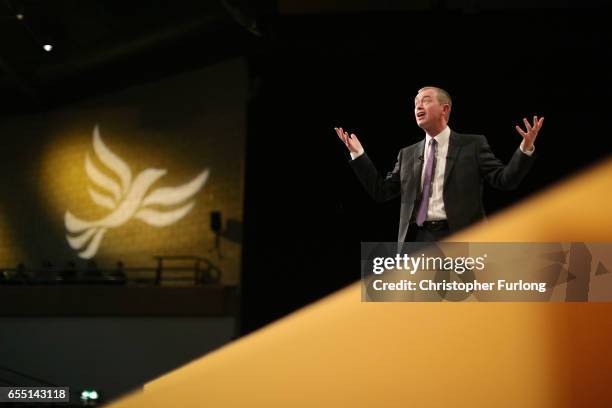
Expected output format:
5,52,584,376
421,126,451,220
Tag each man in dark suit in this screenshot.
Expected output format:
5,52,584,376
335,86,544,242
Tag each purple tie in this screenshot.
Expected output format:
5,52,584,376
416,138,437,226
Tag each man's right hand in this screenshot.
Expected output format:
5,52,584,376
335,127,364,156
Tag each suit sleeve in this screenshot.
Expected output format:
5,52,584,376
477,135,536,190
348,151,402,203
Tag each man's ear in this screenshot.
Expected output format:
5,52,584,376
442,104,451,119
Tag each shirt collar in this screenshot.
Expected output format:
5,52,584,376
425,126,450,148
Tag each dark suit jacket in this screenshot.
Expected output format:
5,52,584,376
349,130,536,242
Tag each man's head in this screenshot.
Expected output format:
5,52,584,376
414,86,452,135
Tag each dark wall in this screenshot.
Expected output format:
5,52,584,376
0,317,234,403
240,8,612,333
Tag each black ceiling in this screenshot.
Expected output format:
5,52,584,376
0,0,607,115
0,0,267,114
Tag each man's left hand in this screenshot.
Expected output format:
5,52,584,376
515,115,544,151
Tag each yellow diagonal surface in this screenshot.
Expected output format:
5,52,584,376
108,158,612,408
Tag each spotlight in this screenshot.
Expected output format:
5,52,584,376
210,211,223,258
16,13,24,20
210,211,222,233
43,44,53,52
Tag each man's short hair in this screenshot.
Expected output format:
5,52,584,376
418,86,452,107
418,86,452,120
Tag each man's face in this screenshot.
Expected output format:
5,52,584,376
414,88,446,129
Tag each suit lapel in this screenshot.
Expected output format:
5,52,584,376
444,131,463,187
412,139,425,194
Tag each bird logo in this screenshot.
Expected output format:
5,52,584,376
65,125,209,259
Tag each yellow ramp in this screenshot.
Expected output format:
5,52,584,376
108,158,612,408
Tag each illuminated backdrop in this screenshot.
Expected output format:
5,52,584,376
0,58,246,285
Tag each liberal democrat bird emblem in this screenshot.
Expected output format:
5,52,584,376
65,125,210,259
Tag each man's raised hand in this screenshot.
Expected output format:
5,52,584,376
515,115,544,151
335,127,364,155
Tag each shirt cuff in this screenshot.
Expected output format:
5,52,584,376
350,149,365,160
519,140,535,156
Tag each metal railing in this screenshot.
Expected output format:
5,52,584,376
0,256,223,286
